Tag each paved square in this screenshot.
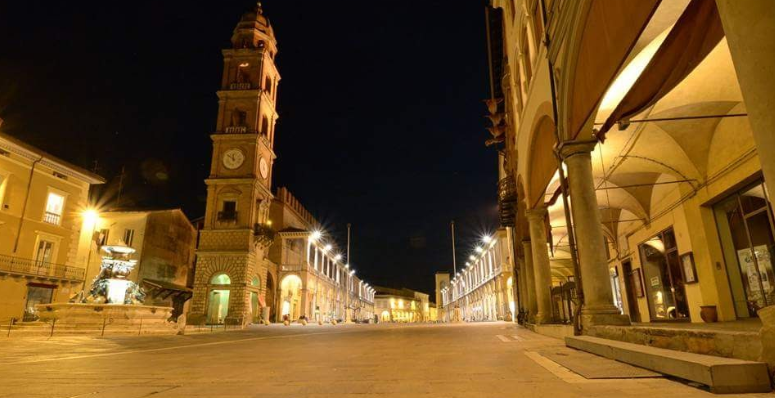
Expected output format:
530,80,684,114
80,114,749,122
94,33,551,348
0,323,770,397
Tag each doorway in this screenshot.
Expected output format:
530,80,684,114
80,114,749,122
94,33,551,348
639,228,690,321
621,260,641,323
715,181,775,317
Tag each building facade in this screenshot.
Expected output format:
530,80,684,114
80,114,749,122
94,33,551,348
188,4,280,326
486,0,775,331
439,229,515,322
374,287,430,323
272,188,375,323
0,130,104,322
82,209,196,319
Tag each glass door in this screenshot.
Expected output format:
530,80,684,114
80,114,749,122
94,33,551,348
639,228,690,321
24,285,55,321
715,182,775,316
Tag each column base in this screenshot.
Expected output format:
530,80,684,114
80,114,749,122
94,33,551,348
534,311,552,325
580,307,631,327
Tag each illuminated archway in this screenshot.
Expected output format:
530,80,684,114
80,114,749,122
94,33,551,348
207,273,231,324
280,275,303,321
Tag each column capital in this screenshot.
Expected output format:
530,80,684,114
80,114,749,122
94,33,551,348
525,206,547,221
557,139,597,160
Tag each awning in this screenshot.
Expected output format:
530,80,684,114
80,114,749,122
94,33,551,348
568,0,661,140
598,0,725,139
142,279,193,302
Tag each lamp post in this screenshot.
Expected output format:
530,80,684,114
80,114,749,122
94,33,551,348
345,223,351,322
80,209,100,293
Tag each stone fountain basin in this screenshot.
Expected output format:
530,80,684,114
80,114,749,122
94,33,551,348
35,303,177,330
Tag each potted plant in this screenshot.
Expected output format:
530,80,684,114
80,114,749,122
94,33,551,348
700,305,718,323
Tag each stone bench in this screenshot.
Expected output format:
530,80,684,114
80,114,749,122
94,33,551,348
566,335,771,394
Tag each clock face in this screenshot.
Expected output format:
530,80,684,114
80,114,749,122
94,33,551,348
222,148,245,170
259,157,269,179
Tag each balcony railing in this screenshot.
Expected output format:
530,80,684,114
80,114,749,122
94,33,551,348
217,211,238,221
43,211,61,225
253,223,276,247
497,176,517,227
0,254,85,281
280,264,304,272
224,126,249,134
229,82,253,90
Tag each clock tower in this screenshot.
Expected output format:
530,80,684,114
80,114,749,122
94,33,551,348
189,3,280,326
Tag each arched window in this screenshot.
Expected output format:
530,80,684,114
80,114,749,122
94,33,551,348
211,273,231,285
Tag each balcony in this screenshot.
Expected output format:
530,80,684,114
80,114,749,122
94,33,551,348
497,176,517,227
0,254,84,281
228,82,253,90
217,211,238,221
43,211,61,225
280,264,304,273
224,126,249,134
253,223,275,247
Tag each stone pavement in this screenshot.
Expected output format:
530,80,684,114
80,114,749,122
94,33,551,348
0,322,771,398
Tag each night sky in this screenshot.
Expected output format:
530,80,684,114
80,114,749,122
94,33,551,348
0,1,498,297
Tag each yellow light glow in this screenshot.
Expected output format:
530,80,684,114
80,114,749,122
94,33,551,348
482,235,492,244
310,230,322,241
82,208,99,227
266,219,273,226
475,247,483,254
598,28,670,119
239,62,249,67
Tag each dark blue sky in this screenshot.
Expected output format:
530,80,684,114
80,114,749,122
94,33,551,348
0,1,498,296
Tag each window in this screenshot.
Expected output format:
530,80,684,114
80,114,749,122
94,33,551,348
34,239,55,265
43,192,65,225
218,201,237,221
98,228,110,246
211,273,231,285
532,1,544,49
638,228,689,321
52,171,68,180
123,229,135,247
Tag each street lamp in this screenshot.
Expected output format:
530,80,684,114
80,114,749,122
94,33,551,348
81,208,100,293
475,246,483,254
323,244,332,252
334,254,342,261
482,235,492,244
310,230,322,241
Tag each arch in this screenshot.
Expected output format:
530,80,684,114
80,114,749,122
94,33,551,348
210,273,231,285
527,115,558,208
280,274,303,321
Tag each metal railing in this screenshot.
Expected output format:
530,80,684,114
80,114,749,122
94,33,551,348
43,211,61,225
224,126,249,134
280,263,304,272
0,254,85,281
217,211,238,221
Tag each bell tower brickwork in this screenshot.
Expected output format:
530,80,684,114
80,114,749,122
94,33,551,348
188,3,280,326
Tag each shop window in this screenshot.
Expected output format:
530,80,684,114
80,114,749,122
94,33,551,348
638,227,689,321
714,181,775,317
43,192,65,225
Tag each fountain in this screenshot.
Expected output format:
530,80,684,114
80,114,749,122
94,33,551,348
34,244,180,335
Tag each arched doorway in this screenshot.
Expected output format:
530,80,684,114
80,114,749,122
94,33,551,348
280,275,303,321
380,310,391,322
207,273,231,324
265,273,275,322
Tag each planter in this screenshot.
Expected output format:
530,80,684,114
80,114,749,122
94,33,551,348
700,305,718,323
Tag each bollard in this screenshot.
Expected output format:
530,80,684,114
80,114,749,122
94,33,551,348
101,317,113,337
49,319,56,338
138,318,143,335
7,317,15,338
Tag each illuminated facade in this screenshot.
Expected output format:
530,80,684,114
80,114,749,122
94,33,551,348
0,129,104,322
81,209,197,318
486,0,775,334
374,287,430,323
189,4,280,326
271,188,375,323
439,229,514,322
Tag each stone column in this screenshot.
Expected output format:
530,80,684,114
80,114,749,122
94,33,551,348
526,207,553,324
716,0,775,200
560,141,630,326
521,240,538,321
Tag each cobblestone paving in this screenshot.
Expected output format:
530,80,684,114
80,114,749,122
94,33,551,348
0,322,771,397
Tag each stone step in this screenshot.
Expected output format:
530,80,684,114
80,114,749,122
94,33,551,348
566,335,771,394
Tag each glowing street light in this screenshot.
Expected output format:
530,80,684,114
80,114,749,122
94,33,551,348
469,255,476,261
482,235,492,244
323,244,332,252
334,254,342,261
82,208,99,226
475,246,483,253
310,230,322,241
